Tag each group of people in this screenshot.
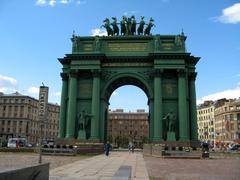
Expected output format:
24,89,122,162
104,141,135,156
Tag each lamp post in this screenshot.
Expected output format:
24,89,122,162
39,121,44,164
38,85,49,164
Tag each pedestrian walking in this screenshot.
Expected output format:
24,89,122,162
128,142,132,153
104,141,112,156
131,143,135,153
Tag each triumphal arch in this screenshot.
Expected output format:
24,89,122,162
58,17,200,146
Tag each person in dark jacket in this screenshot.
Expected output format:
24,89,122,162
104,141,112,156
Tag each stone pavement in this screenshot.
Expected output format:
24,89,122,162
50,152,149,180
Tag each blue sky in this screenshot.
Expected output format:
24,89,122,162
0,0,240,111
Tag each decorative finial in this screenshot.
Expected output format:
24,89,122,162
42,82,44,86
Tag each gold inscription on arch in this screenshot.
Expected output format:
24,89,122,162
102,62,152,67
107,43,147,52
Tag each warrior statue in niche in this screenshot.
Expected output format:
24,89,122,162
77,110,92,139
163,111,176,132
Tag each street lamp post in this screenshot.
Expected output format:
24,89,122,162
39,120,44,164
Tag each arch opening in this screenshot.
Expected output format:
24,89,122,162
103,80,150,148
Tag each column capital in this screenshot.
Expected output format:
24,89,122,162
177,69,186,77
91,69,101,77
60,73,68,80
189,72,197,81
69,71,78,78
153,69,164,77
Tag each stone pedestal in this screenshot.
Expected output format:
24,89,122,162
78,130,86,140
167,132,176,141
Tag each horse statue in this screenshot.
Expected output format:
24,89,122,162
111,17,119,36
131,15,136,35
144,17,155,35
137,16,145,35
120,16,127,35
101,18,113,36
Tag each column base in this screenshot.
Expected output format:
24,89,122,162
65,134,75,139
89,137,100,143
152,137,164,143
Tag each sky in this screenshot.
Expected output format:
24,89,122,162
0,0,240,111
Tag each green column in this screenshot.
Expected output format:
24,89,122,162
149,98,154,141
189,72,198,140
91,70,100,141
66,72,78,139
153,69,163,142
58,73,68,138
178,69,189,141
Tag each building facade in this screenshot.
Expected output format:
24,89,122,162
0,91,60,145
108,109,149,146
214,98,240,143
197,101,215,144
197,98,240,145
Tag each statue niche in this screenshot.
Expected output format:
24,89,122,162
163,111,176,141
77,110,92,140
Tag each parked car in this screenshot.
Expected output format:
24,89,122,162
230,144,240,151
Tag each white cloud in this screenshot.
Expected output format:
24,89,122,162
197,84,240,104
76,0,86,5
0,74,17,87
60,0,69,4
49,0,56,6
0,74,17,93
36,0,85,6
0,87,7,93
91,28,107,36
215,3,240,24
28,87,39,94
123,10,138,16
36,0,47,6
54,92,61,96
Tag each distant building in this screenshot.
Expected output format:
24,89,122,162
108,109,149,146
0,90,60,145
197,101,215,144
214,98,240,143
197,98,240,144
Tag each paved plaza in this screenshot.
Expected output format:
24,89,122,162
1,151,240,179
50,152,149,180
145,154,240,180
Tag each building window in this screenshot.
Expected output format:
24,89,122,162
237,113,240,121
2,120,5,125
